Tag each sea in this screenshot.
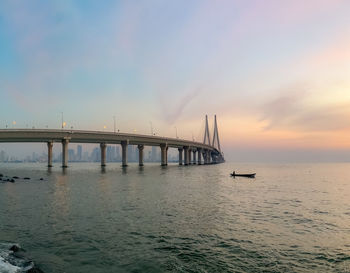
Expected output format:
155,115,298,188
0,162,349,273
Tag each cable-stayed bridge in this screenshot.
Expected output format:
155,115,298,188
0,116,224,168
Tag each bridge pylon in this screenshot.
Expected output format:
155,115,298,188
203,115,211,146
203,115,225,163
212,115,221,153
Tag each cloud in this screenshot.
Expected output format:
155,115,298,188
291,102,350,131
159,87,202,124
259,86,308,130
260,85,350,132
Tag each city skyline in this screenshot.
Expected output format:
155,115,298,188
0,143,183,164
1,0,350,161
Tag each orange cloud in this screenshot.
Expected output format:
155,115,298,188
217,102,350,151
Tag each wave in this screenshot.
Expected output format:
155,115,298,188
0,243,42,273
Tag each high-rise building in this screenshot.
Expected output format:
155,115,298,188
68,149,75,161
151,146,157,162
77,145,82,161
107,146,116,162
128,145,135,162
91,147,100,162
0,150,8,162
32,152,38,162
135,147,138,162
147,150,152,162
116,146,120,161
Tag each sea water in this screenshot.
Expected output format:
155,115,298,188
0,162,349,272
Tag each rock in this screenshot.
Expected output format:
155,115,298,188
13,176,20,179
0,173,3,177
27,266,45,273
12,251,26,259
39,178,44,181
10,179,15,183
23,177,31,180
7,245,44,273
9,245,21,252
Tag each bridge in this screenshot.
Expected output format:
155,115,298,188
0,115,224,168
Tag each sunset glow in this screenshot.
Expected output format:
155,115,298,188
1,0,349,161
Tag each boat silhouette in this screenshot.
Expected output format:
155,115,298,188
230,171,255,178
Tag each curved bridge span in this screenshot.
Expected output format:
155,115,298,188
0,128,224,167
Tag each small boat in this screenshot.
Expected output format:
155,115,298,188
230,171,256,178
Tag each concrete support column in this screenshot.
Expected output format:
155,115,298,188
100,143,107,167
166,146,168,164
203,150,208,164
160,144,168,166
178,148,183,165
47,142,53,167
121,141,128,167
207,151,211,164
188,149,192,165
197,149,202,165
211,154,216,164
184,146,189,165
193,150,197,165
62,139,69,168
138,145,144,166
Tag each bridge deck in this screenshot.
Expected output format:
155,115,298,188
0,129,219,152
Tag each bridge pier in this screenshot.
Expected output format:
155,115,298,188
100,143,107,167
188,149,192,165
193,150,197,164
211,153,217,163
62,139,69,168
178,148,183,165
184,146,189,165
47,141,53,167
138,145,144,166
160,144,168,166
197,148,202,165
203,150,208,164
121,141,128,167
207,150,211,164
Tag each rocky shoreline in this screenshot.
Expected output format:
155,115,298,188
0,243,44,273
0,173,44,183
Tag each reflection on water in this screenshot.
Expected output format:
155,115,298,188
0,162,349,273
122,167,128,175
53,171,70,220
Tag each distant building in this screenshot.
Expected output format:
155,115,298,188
32,152,38,162
128,145,135,162
151,146,157,162
107,146,116,162
0,150,8,162
77,145,82,161
68,149,75,161
91,147,100,162
116,146,120,161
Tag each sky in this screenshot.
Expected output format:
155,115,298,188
0,0,350,162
